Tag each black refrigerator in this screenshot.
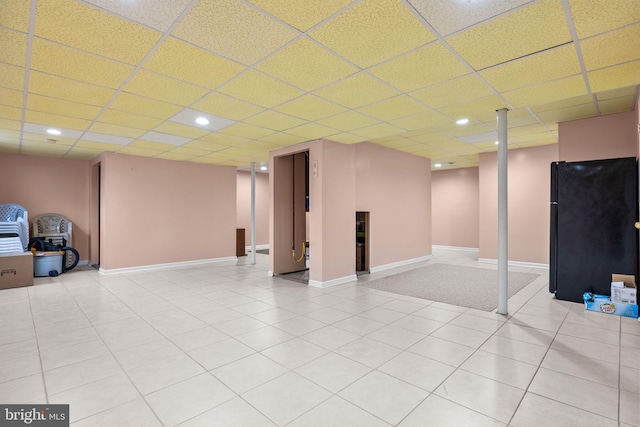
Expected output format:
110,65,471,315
549,157,638,303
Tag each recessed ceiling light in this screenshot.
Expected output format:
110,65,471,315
46,129,61,135
260,165,268,171
434,163,442,168
495,140,499,145
455,118,469,125
195,117,209,125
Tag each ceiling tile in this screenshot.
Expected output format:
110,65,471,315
314,73,399,108
192,92,265,121
0,119,21,131
258,133,307,146
27,94,101,120
0,142,20,154
168,108,235,132
153,122,211,139
87,122,146,139
0,87,23,108
219,71,303,108
79,132,133,146
21,140,70,155
598,96,636,114
123,69,209,106
199,133,250,146
568,0,640,38
82,0,193,32
588,60,640,92
25,110,92,131
155,151,196,162
243,111,306,131
247,0,352,31
28,71,116,106
285,123,338,140
76,140,127,150
389,111,454,131
409,74,493,109
144,37,246,89
172,0,297,65
98,109,163,129
503,75,587,108
109,93,182,120
257,38,357,91
64,147,104,160
352,123,404,139
274,94,346,121
446,0,571,70
218,123,274,139
0,27,27,66
369,42,470,91
530,94,594,113
480,44,581,92
316,111,378,132
408,0,530,37
438,95,508,121
326,133,367,144
118,146,164,157
310,0,436,68
0,63,25,91
595,86,636,101
183,139,231,152
535,103,598,123
129,140,174,151
0,1,30,32
35,0,161,65
581,24,640,71
22,123,83,140
166,146,212,157
356,95,430,121
139,131,191,146
31,39,135,89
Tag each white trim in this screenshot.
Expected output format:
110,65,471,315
479,258,549,269
98,256,237,275
267,270,274,277
432,245,479,252
369,255,432,273
309,274,358,288
246,244,269,251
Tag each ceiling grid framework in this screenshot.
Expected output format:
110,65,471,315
0,0,638,169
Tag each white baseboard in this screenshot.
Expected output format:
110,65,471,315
432,245,479,252
309,274,358,288
369,255,433,274
479,258,549,269
246,244,269,251
99,256,237,275
267,270,274,277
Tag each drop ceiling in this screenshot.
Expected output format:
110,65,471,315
1,0,639,170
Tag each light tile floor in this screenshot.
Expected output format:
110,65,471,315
1,248,638,426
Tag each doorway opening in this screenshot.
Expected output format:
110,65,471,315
273,151,309,283
356,212,369,275
90,162,101,269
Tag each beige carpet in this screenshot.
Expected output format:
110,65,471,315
359,263,540,312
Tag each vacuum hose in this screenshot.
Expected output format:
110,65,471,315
292,242,306,263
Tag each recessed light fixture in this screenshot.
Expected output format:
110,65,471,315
195,117,209,126
455,118,469,125
46,129,61,135
434,163,442,168
260,165,268,171
495,140,499,145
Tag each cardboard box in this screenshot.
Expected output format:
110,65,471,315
611,274,636,304
584,293,639,318
0,252,33,289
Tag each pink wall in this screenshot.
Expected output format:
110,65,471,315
0,153,91,260
479,144,559,264
355,142,431,268
431,167,479,248
559,111,637,161
99,153,236,270
236,170,269,246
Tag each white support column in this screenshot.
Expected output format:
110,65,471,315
251,162,256,265
497,108,508,315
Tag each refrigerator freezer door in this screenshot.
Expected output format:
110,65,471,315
552,157,637,303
